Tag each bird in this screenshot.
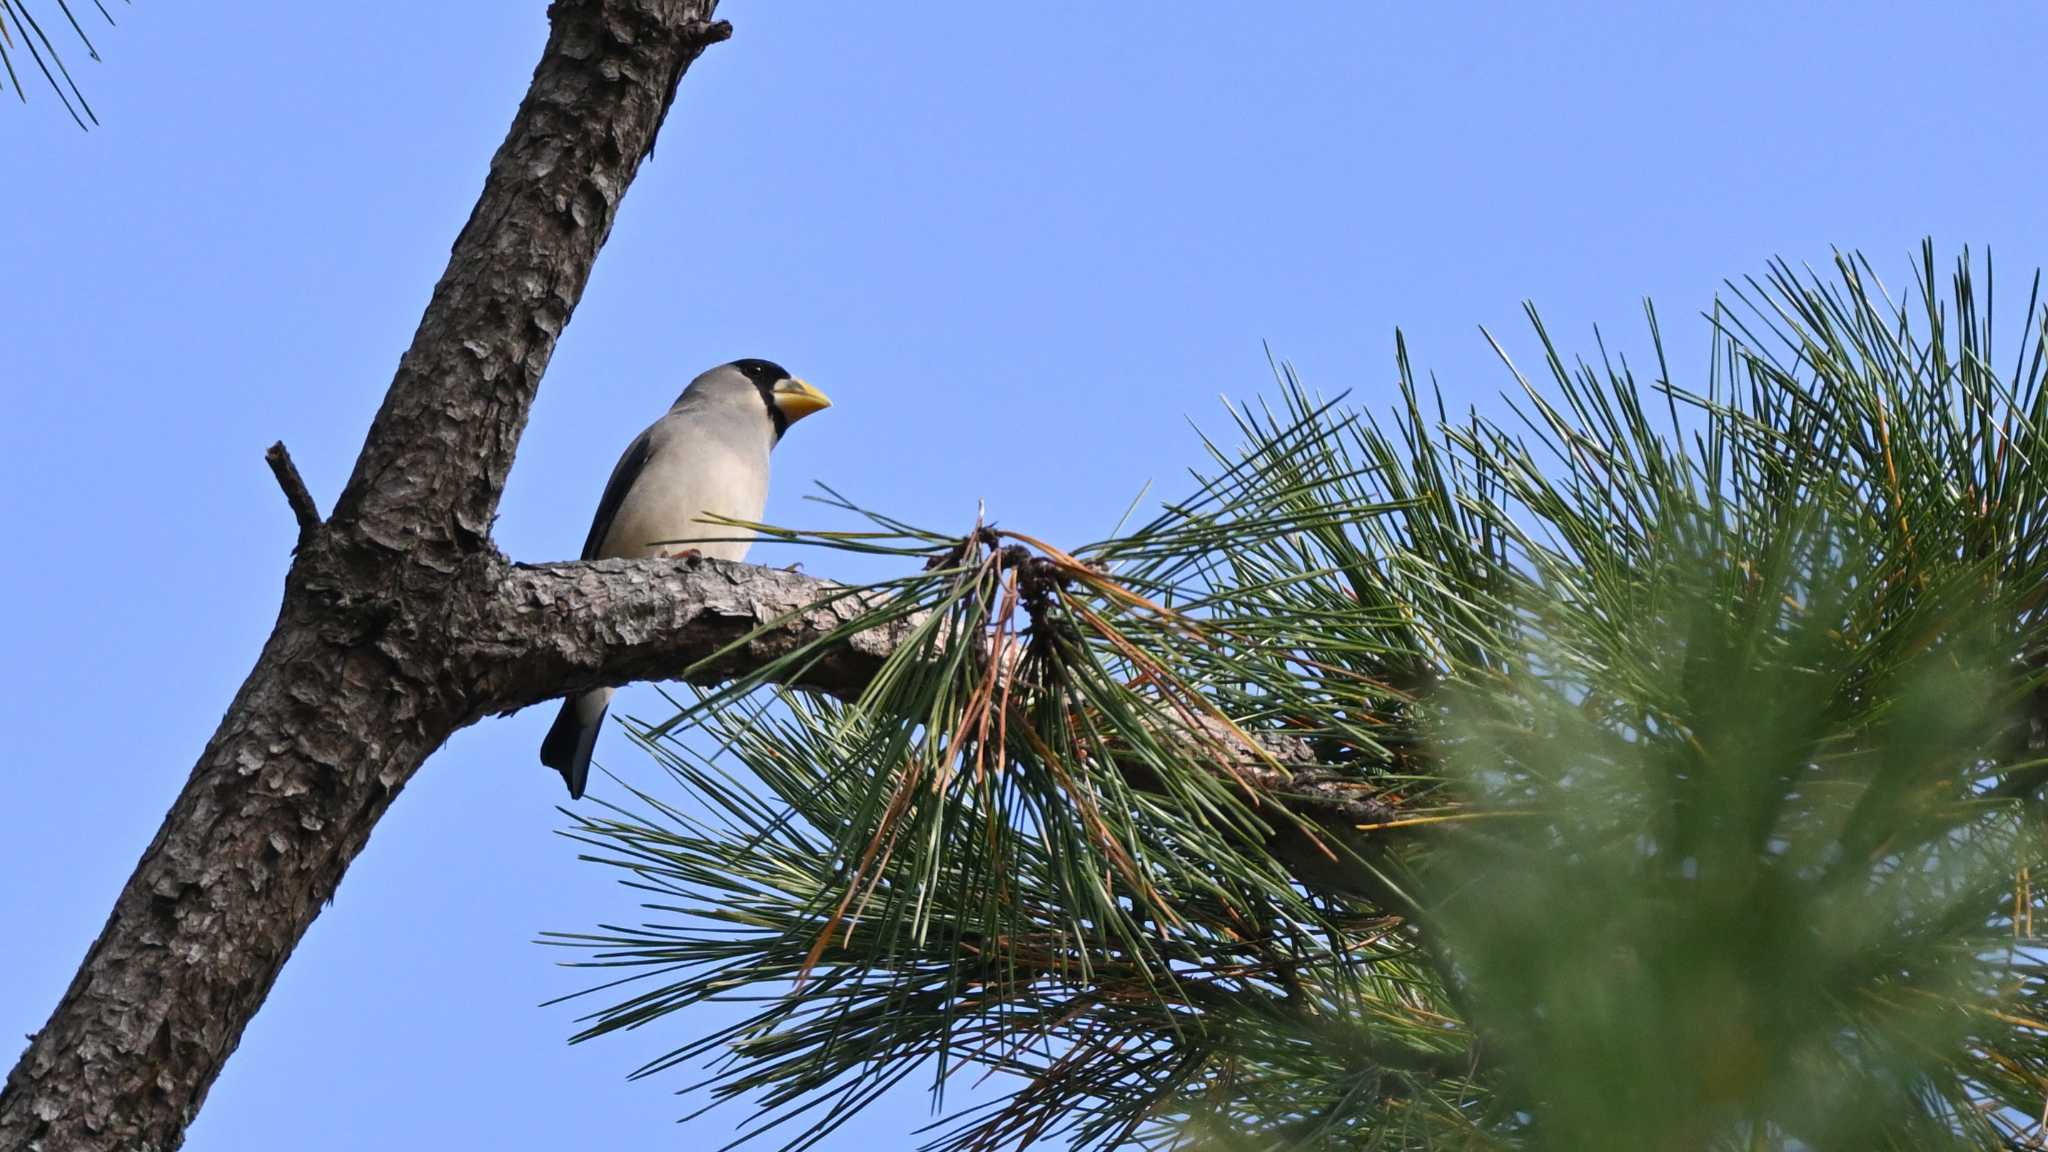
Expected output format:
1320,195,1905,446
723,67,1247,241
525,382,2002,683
540,358,832,799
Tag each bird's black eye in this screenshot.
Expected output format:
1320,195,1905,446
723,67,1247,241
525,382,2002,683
730,357,788,384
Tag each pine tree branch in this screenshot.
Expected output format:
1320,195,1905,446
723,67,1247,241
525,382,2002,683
468,556,912,710
471,556,1406,896
327,3,731,567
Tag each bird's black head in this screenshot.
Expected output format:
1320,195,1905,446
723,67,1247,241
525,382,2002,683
724,358,831,441
732,358,795,436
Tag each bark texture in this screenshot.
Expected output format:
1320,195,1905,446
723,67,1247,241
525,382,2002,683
469,557,913,707
0,3,729,1149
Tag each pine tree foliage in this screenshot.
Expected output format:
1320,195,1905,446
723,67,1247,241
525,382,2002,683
0,0,119,128
550,246,2048,1151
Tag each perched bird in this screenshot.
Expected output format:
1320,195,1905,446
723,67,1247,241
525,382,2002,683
540,358,832,798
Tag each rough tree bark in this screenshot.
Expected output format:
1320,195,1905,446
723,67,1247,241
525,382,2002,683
0,4,1399,1148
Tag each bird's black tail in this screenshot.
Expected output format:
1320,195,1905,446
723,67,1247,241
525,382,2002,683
540,693,604,800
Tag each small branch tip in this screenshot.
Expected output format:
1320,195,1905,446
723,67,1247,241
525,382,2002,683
645,19,732,162
265,441,323,542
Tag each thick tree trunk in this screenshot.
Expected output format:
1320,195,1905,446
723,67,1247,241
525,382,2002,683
0,4,729,1148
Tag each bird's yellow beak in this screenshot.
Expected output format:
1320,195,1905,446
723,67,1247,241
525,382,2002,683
770,377,832,422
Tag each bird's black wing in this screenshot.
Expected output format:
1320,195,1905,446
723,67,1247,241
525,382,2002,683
580,429,654,560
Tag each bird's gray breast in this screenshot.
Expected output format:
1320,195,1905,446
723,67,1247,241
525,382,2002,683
597,408,771,561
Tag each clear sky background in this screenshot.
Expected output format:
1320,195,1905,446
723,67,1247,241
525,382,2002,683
4,3,2045,1148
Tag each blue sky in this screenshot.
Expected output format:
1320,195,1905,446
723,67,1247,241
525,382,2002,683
4,2,2045,1148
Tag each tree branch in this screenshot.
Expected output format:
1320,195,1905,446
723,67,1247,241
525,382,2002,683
470,556,1406,896
328,0,732,566
263,441,322,542
467,556,912,713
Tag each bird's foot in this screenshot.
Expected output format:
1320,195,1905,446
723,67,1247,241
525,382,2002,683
665,547,703,561
783,561,804,573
